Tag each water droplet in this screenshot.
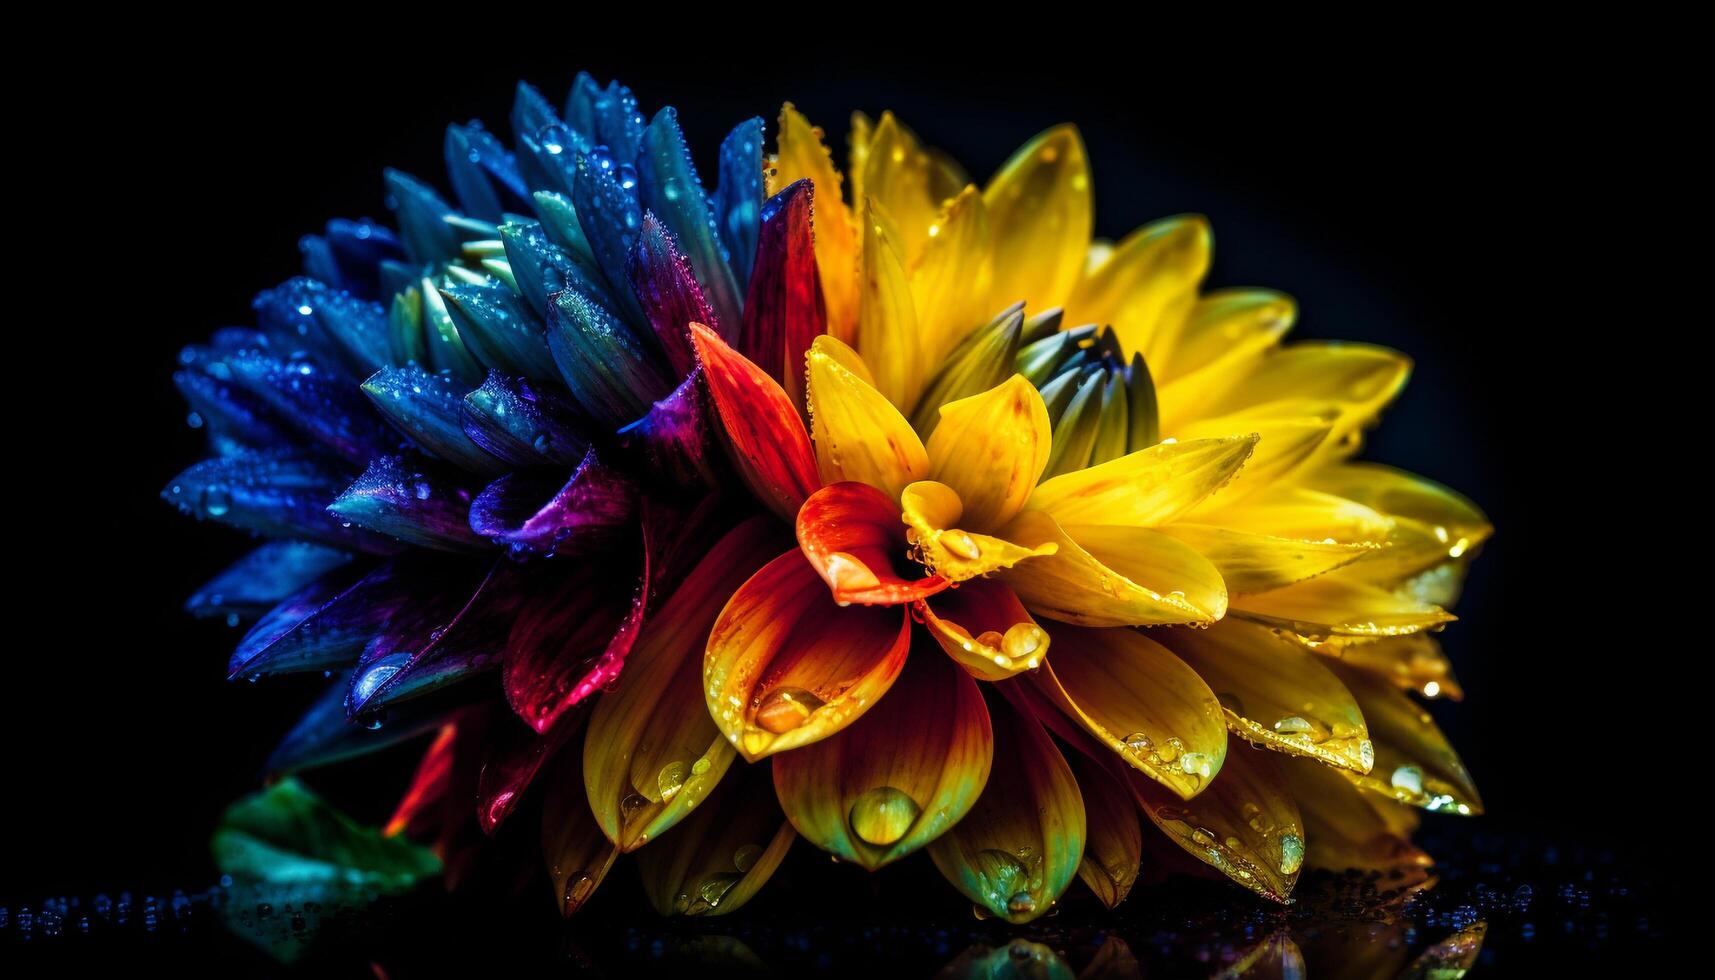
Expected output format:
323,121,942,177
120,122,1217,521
1273,715,1313,734
1123,732,1153,754
823,552,881,593
1179,752,1214,778
848,786,921,846
621,793,649,820
942,530,981,560
1000,623,1045,661
1358,739,1376,772
1278,832,1305,875
697,873,741,909
201,485,231,517
1006,891,1036,915
733,844,763,873
563,873,596,913
656,761,687,802
690,757,711,776
754,687,825,734
1391,764,1425,796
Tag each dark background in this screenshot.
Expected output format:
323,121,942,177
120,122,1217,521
10,27,1702,934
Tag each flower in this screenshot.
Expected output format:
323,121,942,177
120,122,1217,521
167,77,1490,929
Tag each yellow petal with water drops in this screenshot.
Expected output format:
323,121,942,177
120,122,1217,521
1154,523,1377,595
541,746,620,917
982,124,1092,315
771,103,859,340
1127,742,1303,902
584,518,781,850
901,481,1057,583
1283,756,1430,877
1402,921,1487,980
1030,623,1227,798
705,550,912,761
1026,436,1257,528
634,761,796,917
859,112,946,263
1202,342,1412,436
910,186,995,369
1157,619,1374,773
1304,633,1464,701
998,511,1226,627
927,699,1085,924
1230,569,1454,639
1305,462,1493,583
806,335,928,498
855,197,925,409
1175,415,1337,505
1156,289,1295,426
917,578,1049,682
1067,750,1142,910
1195,485,1394,547
1064,215,1211,373
925,375,1051,531
772,649,993,870
1324,660,1482,815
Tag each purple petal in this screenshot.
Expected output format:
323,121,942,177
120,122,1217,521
627,213,717,378
467,449,636,558
615,367,723,491
227,559,448,681
738,179,826,406
459,372,588,469
328,455,488,553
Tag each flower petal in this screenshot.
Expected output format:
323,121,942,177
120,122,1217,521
1283,756,1430,876
228,561,411,680
1158,619,1374,773
634,761,795,917
638,107,744,335
927,698,1084,924
385,721,460,840
467,450,636,558
459,372,587,469
1154,523,1377,595
162,450,399,554
1156,288,1296,425
855,111,944,262
713,116,764,286
546,288,674,429
328,455,488,553
1028,623,1227,799
982,124,1091,315
917,579,1049,682
1065,215,1210,373
627,212,719,378
1307,633,1464,701
796,482,948,606
266,672,452,776
997,512,1225,627
910,304,1023,438
909,186,994,369
769,103,858,339
902,481,1057,583
188,542,353,623
226,350,396,465
1305,463,1493,584
540,740,621,917
924,375,1051,531
690,321,819,522
738,179,826,413
855,197,925,409
1325,660,1482,815
440,279,558,382
504,548,648,733
615,368,723,491
1068,750,1142,910
1201,342,1412,434
1127,742,1304,903
360,364,505,475
1175,415,1336,504
806,335,929,498
1230,570,1455,638
706,550,912,760
585,518,784,850
1026,436,1258,528
773,648,993,869
475,704,586,834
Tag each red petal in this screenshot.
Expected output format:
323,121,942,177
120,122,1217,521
796,481,947,606
475,706,587,834
739,179,826,413
690,321,819,521
385,721,460,839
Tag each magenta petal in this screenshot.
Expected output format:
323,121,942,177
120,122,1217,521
467,449,637,558
627,213,718,378
738,179,826,405
616,367,722,491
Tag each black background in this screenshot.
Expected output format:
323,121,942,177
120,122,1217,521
9,26,1702,937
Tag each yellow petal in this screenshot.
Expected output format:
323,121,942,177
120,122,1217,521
541,747,621,917
924,375,1051,530
1068,750,1142,909
1026,436,1257,528
1154,523,1377,595
859,111,944,263
854,197,924,409
772,650,993,869
927,699,1085,924
917,579,1050,682
1325,660,1483,815
1174,415,1336,503
1283,757,1431,876
1304,633,1464,701
1195,485,1394,545
998,511,1226,627
806,335,928,498
1230,570,1455,639
1305,462,1493,583
770,103,858,340
1201,342,1411,435
1064,215,1210,373
901,480,1056,583
1127,742,1304,902
1156,289,1295,426
909,186,995,369
634,761,796,916
982,124,1092,314
705,550,912,760
1157,619,1374,773
1029,623,1227,798
583,518,780,850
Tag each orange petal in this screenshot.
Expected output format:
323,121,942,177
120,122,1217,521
584,518,784,850
690,322,818,522
900,480,1057,584
705,550,912,760
917,578,1049,681
927,698,1085,924
796,481,948,606
772,649,993,869
1068,750,1142,910
634,761,795,917
540,743,620,917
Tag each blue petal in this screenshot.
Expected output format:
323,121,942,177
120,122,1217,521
416,278,487,386
162,450,401,554
571,147,647,322
444,122,529,222
510,81,563,148
174,361,294,457
187,541,354,622
713,116,765,288
327,454,488,552
439,280,556,381
545,289,674,428
563,71,601,137
265,672,452,775
299,218,403,300
384,168,461,265
591,79,645,165
252,277,392,376
498,219,612,319
345,561,517,717
226,349,397,464
530,190,595,263
361,364,504,474
461,372,588,468
638,107,743,333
